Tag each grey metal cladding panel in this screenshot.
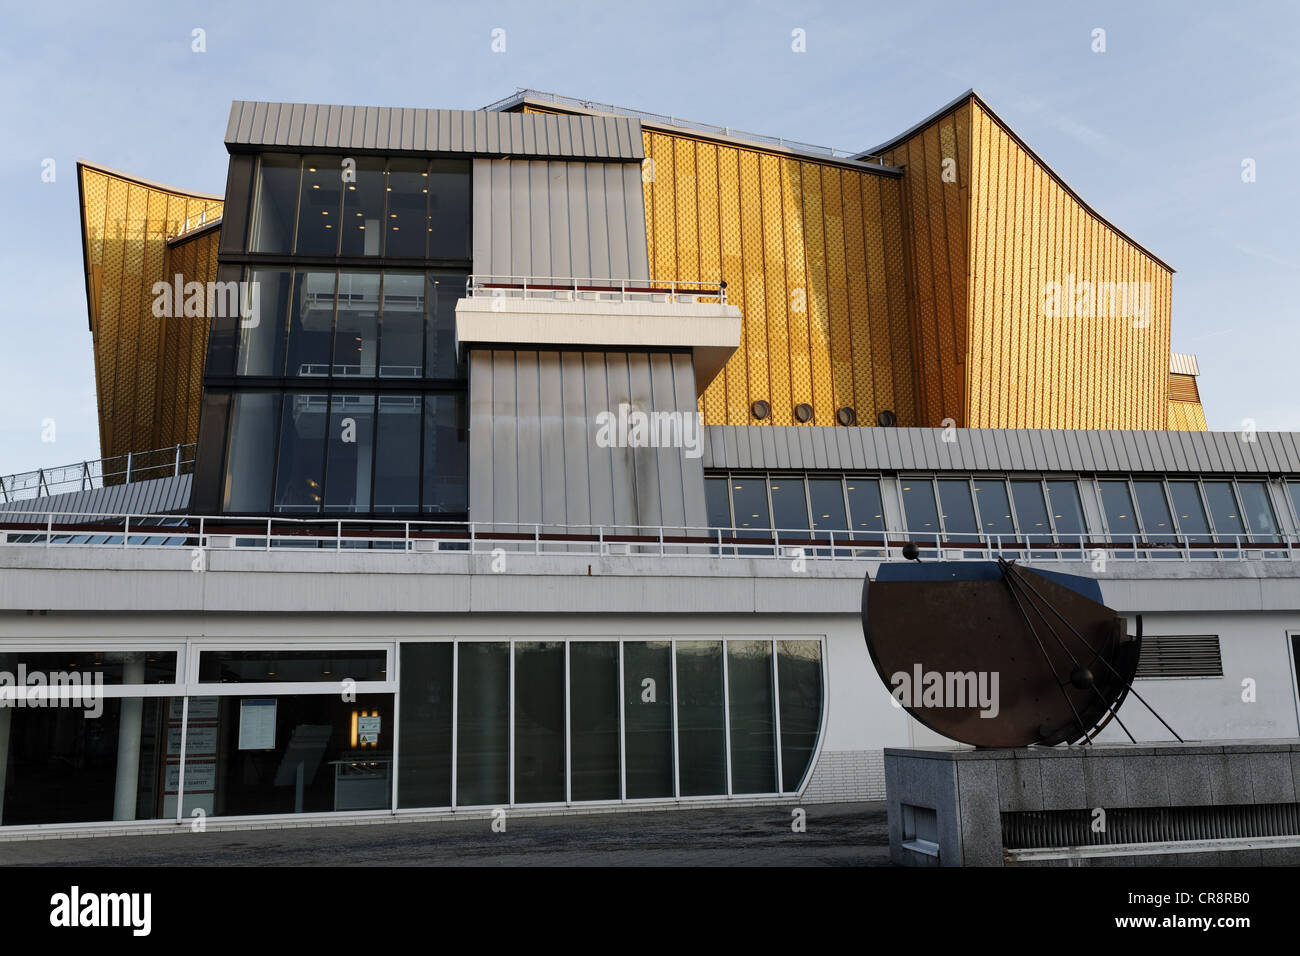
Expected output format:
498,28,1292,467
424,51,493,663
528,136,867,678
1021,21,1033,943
528,163,551,278
509,162,532,275
272,104,291,146
673,353,707,527
548,165,572,279
226,102,245,144
586,166,611,279
605,166,631,279
289,103,308,146
759,427,779,471
794,427,815,471
809,427,830,470
560,351,591,528
592,115,610,157
772,427,791,470
747,427,766,472
584,352,616,526
515,351,543,527
722,427,740,470
490,161,512,276
623,164,650,281
605,355,639,527
491,350,518,524
567,165,590,278
322,105,340,148
629,353,663,526
468,351,494,523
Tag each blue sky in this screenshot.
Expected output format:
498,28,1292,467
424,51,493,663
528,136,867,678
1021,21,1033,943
1,0,1296,474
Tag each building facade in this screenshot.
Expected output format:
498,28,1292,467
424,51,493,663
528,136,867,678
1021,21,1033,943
0,90,1293,835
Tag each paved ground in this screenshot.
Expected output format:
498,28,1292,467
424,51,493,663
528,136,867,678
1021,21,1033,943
2,802,890,866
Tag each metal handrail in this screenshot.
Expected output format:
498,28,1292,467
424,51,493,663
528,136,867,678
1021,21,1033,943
0,510,1295,564
0,444,196,503
466,274,728,305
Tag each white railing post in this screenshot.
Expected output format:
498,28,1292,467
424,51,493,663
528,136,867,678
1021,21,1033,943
174,444,182,475
123,516,130,548
125,452,133,484
535,523,541,555
266,518,272,551
337,521,342,551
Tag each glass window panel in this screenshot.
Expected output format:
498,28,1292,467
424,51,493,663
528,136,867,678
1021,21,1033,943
422,393,468,514
1237,481,1279,537
1046,480,1087,537
424,272,464,379
456,642,509,807
623,641,674,799
1,697,171,825
249,154,299,254
295,157,342,255
808,478,848,532
285,270,336,378
769,478,809,535
379,271,425,377
0,650,177,684
274,393,328,513
973,480,1015,536
333,272,380,377
339,157,385,257
1289,482,1300,532
1133,479,1179,558
900,479,940,545
1010,479,1054,557
727,641,776,795
374,394,421,513
236,268,290,376
846,479,886,557
385,159,429,258
777,640,823,792
323,394,374,513
1168,480,1211,543
426,159,471,259
676,640,726,797
937,478,979,542
729,477,770,534
705,477,731,529
223,392,281,513
397,642,453,809
1203,480,1245,538
513,642,564,804
199,693,392,816
569,642,620,802
198,650,386,683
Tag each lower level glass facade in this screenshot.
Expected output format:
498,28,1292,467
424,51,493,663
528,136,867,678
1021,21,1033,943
0,638,824,827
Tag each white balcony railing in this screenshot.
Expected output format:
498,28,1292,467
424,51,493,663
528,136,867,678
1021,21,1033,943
0,511,1296,565
465,275,728,306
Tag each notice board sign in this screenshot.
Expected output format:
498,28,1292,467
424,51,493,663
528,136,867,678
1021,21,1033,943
238,698,277,750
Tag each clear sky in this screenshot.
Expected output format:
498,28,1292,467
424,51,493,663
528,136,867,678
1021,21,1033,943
1,0,1296,475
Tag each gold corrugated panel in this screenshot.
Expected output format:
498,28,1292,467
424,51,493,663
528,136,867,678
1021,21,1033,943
881,103,969,426
1169,372,1200,404
638,124,911,427
1167,399,1208,431
964,101,1172,429
759,154,791,424
79,162,222,458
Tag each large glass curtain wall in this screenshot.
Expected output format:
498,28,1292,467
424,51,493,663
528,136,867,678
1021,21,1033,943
237,268,465,381
222,390,467,515
398,638,825,809
0,639,824,828
248,155,471,260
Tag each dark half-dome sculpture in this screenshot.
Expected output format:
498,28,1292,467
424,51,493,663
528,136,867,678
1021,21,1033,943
862,558,1177,747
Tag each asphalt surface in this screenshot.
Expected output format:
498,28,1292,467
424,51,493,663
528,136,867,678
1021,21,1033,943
0,801,890,866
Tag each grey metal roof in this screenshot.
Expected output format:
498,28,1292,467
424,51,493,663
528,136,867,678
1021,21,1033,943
0,474,191,523
224,102,644,160
1170,352,1201,376
702,427,1300,476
